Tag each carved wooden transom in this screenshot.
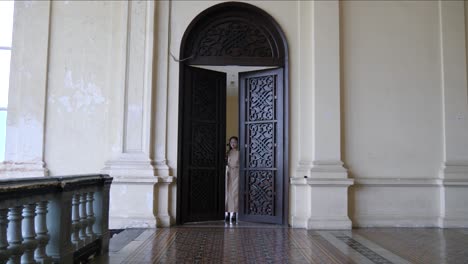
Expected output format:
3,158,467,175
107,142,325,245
182,3,285,66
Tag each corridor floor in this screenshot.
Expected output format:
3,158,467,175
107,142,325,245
96,222,468,264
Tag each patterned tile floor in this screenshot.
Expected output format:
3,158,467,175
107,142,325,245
95,223,468,264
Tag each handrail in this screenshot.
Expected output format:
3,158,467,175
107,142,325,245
0,174,113,263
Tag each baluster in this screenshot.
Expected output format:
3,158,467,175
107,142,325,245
71,194,82,249
79,193,89,244
0,209,10,264
86,192,95,241
34,201,50,264
21,204,38,264
7,206,24,264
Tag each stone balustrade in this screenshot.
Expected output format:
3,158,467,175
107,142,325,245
0,174,112,263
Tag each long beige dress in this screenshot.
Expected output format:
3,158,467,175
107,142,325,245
226,149,239,212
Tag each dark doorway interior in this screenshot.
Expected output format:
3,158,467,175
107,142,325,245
176,2,289,225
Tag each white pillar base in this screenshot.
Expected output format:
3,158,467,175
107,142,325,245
109,176,157,229
155,177,175,227
107,174,176,229
292,160,353,229
290,168,354,230
0,161,48,178
156,215,173,228
154,160,171,177
440,164,468,228
308,178,353,230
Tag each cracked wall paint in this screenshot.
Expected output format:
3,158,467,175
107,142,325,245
49,70,106,113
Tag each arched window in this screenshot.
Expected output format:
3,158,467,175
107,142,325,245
0,1,14,161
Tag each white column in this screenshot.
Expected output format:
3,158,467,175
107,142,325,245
104,1,175,228
292,0,314,228
0,1,51,178
439,0,468,227
292,0,353,230
153,0,171,177
102,0,157,179
152,0,175,227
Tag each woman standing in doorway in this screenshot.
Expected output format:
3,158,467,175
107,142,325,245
226,136,239,223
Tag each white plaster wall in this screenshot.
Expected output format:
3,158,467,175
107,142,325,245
342,1,443,226
166,1,301,178
45,1,116,175
342,1,442,179
226,96,239,144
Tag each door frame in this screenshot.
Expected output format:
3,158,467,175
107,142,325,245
176,1,289,225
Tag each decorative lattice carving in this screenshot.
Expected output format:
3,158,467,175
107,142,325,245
196,21,273,58
248,123,274,168
248,75,275,121
247,171,274,216
191,123,216,167
192,78,217,121
190,170,215,212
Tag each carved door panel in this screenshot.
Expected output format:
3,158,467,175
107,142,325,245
239,68,284,224
180,66,226,223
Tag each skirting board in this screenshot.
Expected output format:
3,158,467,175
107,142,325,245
308,217,352,230
156,215,174,227
352,216,440,228
289,216,309,228
441,217,468,228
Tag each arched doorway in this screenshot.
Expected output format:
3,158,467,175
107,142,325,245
176,2,289,225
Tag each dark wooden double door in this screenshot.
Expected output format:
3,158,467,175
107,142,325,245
180,66,284,224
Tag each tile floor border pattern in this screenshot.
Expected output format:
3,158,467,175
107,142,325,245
335,235,393,264
290,231,356,263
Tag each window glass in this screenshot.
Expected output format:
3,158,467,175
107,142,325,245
0,50,11,108
0,1,14,47
0,0,13,162
0,111,6,161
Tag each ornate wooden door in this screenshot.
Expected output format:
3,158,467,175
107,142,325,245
180,66,226,223
239,68,284,224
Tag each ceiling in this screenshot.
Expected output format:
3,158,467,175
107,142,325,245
191,65,275,96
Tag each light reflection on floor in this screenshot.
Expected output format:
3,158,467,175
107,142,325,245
95,222,468,264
